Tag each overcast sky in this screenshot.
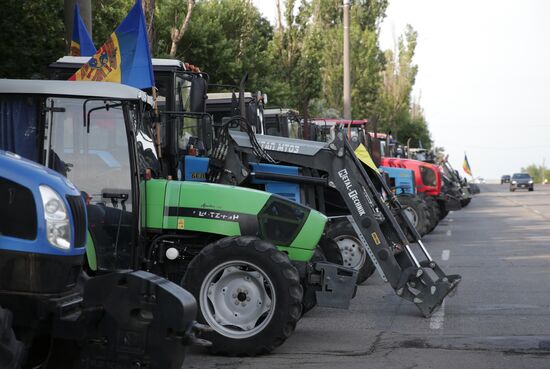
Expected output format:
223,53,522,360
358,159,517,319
253,0,550,179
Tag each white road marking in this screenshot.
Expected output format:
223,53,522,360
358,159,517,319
430,299,446,329
446,229,452,237
442,249,450,261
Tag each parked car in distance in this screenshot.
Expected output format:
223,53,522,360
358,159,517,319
510,173,534,192
501,175,511,184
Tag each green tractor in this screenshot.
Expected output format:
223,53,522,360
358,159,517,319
6,74,356,356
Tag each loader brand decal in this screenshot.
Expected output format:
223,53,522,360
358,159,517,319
259,139,300,154
371,232,381,245
337,169,366,216
164,206,259,235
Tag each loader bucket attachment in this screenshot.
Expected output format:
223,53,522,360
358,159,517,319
222,129,462,317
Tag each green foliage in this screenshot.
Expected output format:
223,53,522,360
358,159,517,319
264,0,323,117
154,0,272,92
0,0,66,78
92,0,133,44
372,24,431,148
0,0,434,148
520,164,550,183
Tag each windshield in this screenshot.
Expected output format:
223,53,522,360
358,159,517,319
45,97,135,270
512,173,531,179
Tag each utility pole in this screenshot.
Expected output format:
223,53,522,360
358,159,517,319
64,0,92,51
343,0,351,120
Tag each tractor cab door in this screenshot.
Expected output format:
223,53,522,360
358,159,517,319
44,97,136,270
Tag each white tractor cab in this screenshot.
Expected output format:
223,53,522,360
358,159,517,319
205,91,265,133
263,108,302,138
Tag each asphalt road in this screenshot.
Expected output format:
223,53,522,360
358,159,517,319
186,184,550,369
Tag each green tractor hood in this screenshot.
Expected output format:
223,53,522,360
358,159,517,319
142,179,326,261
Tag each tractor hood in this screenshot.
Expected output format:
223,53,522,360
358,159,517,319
142,179,326,261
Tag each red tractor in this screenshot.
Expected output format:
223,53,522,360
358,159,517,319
381,157,462,231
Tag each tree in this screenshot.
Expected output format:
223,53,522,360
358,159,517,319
168,0,194,57
520,164,550,183
375,24,418,134
91,0,133,45
142,0,156,50
305,0,388,119
0,0,65,79
264,0,325,122
155,0,272,91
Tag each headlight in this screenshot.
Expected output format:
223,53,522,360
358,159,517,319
39,185,71,250
512,181,517,184
529,180,533,184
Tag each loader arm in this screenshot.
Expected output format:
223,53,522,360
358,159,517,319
213,129,461,317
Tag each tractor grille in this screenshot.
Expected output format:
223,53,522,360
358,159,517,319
0,177,37,240
66,195,87,248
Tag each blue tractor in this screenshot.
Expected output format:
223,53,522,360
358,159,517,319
0,95,202,368
379,166,432,237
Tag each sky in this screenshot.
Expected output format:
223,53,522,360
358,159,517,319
252,0,550,180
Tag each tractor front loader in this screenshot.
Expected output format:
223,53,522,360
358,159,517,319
202,126,461,317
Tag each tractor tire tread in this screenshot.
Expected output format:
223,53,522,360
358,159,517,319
182,236,302,356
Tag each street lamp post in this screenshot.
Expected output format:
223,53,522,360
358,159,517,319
343,0,351,120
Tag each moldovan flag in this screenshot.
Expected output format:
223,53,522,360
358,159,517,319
69,4,96,56
463,154,473,176
69,0,154,89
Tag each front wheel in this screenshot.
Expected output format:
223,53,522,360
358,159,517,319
0,307,24,369
181,236,302,356
326,219,375,285
397,195,430,236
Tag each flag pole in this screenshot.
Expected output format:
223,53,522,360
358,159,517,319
151,86,162,159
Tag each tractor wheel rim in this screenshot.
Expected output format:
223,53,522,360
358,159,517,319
199,260,276,339
403,206,419,227
334,235,367,270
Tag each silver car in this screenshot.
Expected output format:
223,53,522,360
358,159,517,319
510,173,534,192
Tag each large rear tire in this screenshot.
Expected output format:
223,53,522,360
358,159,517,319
0,307,24,369
420,194,439,233
326,219,375,285
397,195,430,236
182,236,302,356
460,198,471,207
438,201,449,220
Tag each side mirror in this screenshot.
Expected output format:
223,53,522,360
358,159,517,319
190,77,208,113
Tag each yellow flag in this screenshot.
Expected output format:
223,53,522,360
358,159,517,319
354,144,379,173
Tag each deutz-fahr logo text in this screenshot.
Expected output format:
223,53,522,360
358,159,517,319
337,169,366,216
259,140,300,154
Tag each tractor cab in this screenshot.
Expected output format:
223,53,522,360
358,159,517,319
0,79,154,272
49,56,212,179
263,108,302,138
